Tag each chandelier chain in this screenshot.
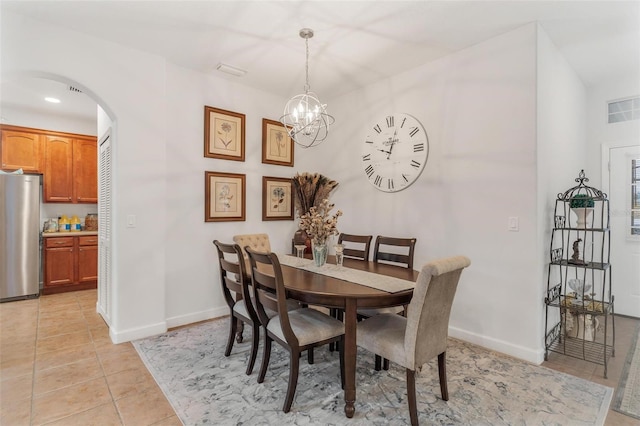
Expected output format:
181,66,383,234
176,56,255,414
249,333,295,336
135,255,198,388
304,37,310,93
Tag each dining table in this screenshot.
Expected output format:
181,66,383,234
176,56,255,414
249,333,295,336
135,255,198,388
277,254,419,419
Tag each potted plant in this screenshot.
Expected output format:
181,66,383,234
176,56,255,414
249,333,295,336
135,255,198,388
569,194,595,228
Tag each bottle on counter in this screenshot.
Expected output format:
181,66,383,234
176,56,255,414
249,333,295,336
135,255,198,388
70,215,81,232
58,215,70,232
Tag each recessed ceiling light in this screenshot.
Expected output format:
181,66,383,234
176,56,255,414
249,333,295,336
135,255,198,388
44,97,61,103
216,63,247,77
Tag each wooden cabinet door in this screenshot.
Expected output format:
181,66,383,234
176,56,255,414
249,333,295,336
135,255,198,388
73,138,98,203
77,236,98,283
44,135,73,202
44,237,75,287
0,130,41,172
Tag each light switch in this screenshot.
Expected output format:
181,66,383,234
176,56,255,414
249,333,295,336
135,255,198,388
127,214,136,228
508,216,519,232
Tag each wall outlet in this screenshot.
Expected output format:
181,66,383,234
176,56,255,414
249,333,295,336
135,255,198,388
508,216,519,231
126,214,136,228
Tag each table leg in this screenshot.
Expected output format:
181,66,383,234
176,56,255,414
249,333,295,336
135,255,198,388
344,298,356,418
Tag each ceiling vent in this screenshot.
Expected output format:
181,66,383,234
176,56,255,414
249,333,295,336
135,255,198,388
608,96,639,123
68,85,83,93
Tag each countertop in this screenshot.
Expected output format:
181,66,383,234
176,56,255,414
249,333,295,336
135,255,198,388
42,231,98,237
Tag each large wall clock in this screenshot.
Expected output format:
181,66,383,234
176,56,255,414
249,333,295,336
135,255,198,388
362,112,429,192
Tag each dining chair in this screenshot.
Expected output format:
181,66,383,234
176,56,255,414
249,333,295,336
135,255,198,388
213,240,260,375
358,235,417,369
356,255,471,426
337,233,373,261
245,247,346,413
233,233,272,271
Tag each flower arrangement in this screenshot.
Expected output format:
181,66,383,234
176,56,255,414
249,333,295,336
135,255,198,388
292,172,338,217
570,194,595,208
298,198,343,245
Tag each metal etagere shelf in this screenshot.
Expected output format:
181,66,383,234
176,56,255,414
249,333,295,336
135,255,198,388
544,170,615,377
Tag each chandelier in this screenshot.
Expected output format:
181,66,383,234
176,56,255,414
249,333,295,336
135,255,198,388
280,28,334,148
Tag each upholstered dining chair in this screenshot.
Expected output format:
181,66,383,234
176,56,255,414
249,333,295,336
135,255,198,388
359,235,418,369
233,233,271,272
213,240,260,375
356,255,471,426
245,247,345,413
337,233,373,261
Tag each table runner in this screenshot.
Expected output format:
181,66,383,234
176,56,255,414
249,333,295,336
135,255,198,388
278,254,415,293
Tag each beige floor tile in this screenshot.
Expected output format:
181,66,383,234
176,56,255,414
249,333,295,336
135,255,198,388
38,299,81,314
0,353,36,380
38,318,88,339
35,342,97,371
95,341,137,359
0,372,33,406
38,309,85,324
0,339,36,360
99,348,146,376
31,376,112,425
36,328,93,354
44,401,122,426
116,386,175,426
150,415,183,426
0,395,31,425
89,325,111,341
34,357,104,395
106,365,157,400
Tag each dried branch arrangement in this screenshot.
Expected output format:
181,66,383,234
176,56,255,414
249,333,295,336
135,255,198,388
292,172,338,217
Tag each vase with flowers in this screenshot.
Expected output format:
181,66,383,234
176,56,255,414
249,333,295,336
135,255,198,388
292,172,339,253
298,198,342,266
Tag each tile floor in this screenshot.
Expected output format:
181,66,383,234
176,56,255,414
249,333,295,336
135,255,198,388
1,289,638,425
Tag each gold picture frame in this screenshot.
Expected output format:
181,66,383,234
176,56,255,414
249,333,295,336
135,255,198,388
262,118,294,167
262,176,294,221
205,171,246,222
204,106,245,161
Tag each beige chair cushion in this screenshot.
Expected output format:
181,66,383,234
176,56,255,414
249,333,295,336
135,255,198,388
356,313,408,367
357,306,403,317
267,308,345,347
234,298,300,320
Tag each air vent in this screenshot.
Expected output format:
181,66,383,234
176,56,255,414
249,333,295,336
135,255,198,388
608,96,639,123
68,85,83,93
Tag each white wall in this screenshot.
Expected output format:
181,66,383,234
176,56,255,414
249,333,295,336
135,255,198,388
536,26,588,351
295,24,541,362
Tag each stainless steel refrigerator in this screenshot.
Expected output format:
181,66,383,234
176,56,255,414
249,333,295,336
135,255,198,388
0,173,41,301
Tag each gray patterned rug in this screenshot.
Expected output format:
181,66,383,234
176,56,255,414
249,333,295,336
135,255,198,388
133,318,612,425
612,323,640,419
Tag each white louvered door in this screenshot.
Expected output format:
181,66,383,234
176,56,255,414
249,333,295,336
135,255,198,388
97,133,113,325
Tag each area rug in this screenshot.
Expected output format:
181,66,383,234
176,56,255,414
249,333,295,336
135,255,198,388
612,323,640,419
133,319,612,426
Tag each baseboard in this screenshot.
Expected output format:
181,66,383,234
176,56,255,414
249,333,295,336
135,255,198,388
109,321,168,344
165,306,228,329
449,326,545,364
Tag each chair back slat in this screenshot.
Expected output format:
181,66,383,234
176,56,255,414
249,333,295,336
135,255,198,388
213,240,257,321
245,247,299,346
404,256,470,369
373,236,416,269
338,233,373,261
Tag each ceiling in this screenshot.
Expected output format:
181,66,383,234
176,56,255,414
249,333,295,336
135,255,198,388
1,1,639,123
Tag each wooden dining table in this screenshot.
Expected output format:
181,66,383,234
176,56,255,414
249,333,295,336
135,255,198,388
279,255,419,418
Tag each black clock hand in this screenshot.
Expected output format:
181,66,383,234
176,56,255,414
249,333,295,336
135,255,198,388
386,129,398,159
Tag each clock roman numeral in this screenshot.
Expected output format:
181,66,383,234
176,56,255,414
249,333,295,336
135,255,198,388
402,174,409,182
388,179,394,190
400,117,407,128
410,160,421,168
409,127,419,137
373,124,382,134
362,154,371,161
413,143,424,152
374,175,382,187
365,139,374,144
386,116,394,127
365,164,375,178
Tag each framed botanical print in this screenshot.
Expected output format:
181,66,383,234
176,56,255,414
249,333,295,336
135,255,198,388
205,171,246,222
204,106,245,161
262,118,294,167
262,176,294,221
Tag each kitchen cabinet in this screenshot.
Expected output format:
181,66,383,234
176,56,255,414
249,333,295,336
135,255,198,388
44,135,97,203
43,234,98,294
0,127,42,172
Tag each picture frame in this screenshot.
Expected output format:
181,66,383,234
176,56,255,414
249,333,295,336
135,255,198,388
204,106,245,161
262,118,294,167
262,176,294,221
205,171,246,222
